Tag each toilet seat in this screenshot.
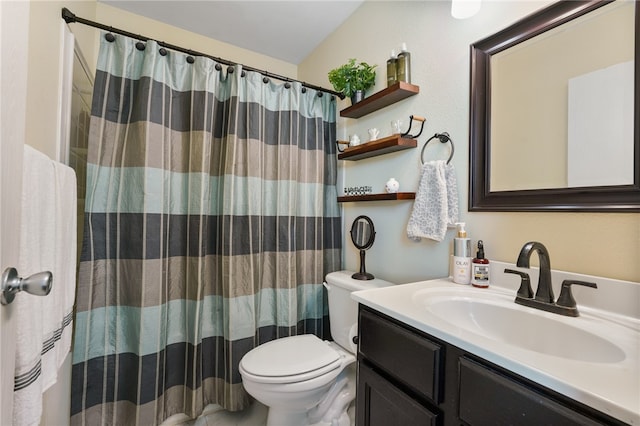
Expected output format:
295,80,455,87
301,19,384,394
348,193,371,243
240,335,344,385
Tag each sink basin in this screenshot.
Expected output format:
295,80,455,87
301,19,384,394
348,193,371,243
412,287,626,363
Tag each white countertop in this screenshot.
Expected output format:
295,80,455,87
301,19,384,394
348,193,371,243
352,264,640,425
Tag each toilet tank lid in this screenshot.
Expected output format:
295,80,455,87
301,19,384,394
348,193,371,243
325,270,394,291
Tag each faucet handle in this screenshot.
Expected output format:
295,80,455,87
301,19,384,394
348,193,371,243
504,268,534,299
556,280,597,310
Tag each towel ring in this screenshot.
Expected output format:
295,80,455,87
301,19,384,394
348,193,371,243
421,132,455,165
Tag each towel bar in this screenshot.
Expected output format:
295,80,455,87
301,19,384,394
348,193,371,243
421,132,455,165
1,267,52,305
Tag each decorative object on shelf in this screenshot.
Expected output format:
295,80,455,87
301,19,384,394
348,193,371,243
401,114,426,139
335,140,350,153
350,215,376,280
387,50,397,87
397,42,412,83
328,58,377,105
368,128,380,141
391,120,402,135
385,178,400,193
344,185,373,196
350,134,361,146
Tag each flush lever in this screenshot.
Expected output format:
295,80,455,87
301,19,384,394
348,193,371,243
1,267,52,305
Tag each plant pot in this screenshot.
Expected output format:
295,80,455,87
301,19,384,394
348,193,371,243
350,90,365,105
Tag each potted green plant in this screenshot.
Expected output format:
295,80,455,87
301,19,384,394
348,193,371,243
328,58,377,105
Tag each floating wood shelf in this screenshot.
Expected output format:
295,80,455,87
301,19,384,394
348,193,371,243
337,192,416,202
340,82,420,119
338,135,417,161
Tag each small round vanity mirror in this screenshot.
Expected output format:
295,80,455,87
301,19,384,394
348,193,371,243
350,215,376,280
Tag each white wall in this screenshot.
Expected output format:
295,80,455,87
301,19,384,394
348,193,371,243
299,0,640,284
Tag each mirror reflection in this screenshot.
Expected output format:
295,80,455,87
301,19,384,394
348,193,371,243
490,0,634,191
469,0,640,211
350,215,376,280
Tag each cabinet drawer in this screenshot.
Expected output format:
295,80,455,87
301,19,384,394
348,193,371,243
357,362,438,426
459,357,602,426
358,308,442,403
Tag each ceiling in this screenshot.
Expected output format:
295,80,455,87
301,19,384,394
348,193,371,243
99,1,365,64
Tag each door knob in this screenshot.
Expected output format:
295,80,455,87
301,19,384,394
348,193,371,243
1,267,52,305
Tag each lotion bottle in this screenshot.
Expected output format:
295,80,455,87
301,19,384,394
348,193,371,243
471,240,490,288
452,222,471,285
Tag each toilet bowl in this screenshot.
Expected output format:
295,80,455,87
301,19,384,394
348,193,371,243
239,271,393,426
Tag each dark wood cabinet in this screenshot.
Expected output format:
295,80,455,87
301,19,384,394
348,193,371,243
356,305,626,426
357,363,438,426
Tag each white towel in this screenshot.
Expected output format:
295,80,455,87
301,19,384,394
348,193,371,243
13,145,77,426
406,160,459,242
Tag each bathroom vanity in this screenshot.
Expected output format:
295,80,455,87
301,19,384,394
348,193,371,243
357,306,624,425
352,263,640,426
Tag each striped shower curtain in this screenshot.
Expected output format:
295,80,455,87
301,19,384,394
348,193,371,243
71,34,341,425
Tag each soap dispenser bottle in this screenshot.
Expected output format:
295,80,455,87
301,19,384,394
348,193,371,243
452,223,471,285
471,240,490,288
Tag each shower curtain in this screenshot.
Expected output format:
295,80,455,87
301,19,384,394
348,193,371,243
71,34,341,425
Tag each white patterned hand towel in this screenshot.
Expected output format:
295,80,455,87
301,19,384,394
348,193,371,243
406,160,459,242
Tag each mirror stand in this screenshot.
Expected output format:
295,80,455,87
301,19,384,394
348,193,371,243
350,215,376,281
352,249,374,281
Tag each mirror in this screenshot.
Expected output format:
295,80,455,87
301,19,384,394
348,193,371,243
469,0,639,211
350,215,376,280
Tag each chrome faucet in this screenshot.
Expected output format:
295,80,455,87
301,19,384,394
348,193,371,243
505,241,597,317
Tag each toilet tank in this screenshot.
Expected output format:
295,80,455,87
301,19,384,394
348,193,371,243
324,270,393,353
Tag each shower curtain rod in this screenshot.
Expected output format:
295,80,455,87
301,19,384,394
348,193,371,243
61,7,345,99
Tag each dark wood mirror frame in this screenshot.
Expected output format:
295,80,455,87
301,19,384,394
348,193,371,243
469,0,640,212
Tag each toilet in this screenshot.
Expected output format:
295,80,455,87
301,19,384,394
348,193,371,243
239,270,393,426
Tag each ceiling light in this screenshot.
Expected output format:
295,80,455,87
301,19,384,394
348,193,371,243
451,0,482,19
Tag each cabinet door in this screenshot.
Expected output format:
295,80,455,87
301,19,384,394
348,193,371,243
357,363,438,426
459,357,603,426
359,308,442,403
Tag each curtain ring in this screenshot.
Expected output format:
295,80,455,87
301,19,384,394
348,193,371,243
105,33,115,42
135,41,145,51
263,77,269,84
241,70,246,77
215,64,222,71
228,66,235,73
159,47,168,56
317,92,323,98
284,82,291,89
186,56,195,64
421,132,455,165
301,87,307,93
